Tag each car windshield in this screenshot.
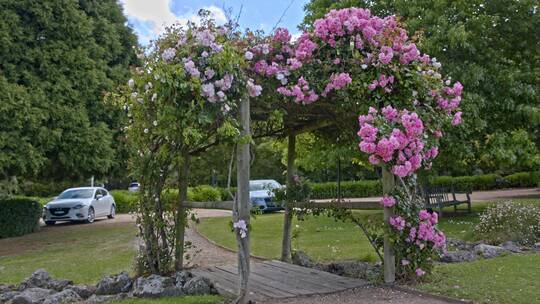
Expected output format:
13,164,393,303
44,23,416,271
57,189,94,199
129,183,139,187
249,181,280,191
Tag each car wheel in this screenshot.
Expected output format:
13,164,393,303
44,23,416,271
86,207,95,223
45,221,56,226
107,205,115,219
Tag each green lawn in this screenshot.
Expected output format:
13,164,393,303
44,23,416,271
418,253,540,304
0,222,137,284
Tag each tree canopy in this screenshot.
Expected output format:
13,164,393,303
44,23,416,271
0,0,138,182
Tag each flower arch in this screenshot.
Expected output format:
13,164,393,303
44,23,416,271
118,6,464,302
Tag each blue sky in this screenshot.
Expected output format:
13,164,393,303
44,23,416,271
120,0,310,45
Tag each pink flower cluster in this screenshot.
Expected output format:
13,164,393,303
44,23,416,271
277,77,319,104
322,73,352,96
380,196,396,207
357,106,437,177
389,216,406,231
407,210,446,249
367,74,395,93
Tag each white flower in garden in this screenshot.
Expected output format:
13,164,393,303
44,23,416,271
233,220,248,238
128,78,134,88
161,48,176,62
445,79,451,86
217,91,226,101
153,120,157,126
280,78,288,85
361,64,368,69
244,51,254,60
151,93,157,102
201,83,215,98
276,73,285,80
201,51,209,58
222,104,230,113
131,92,138,98
247,79,262,97
144,128,149,134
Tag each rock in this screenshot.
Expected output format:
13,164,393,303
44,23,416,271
500,241,522,253
292,251,315,268
17,269,72,292
42,289,81,304
66,285,96,299
317,261,380,281
474,244,507,258
174,271,192,288
182,277,213,295
18,270,51,290
47,280,72,292
9,288,55,304
95,272,132,295
440,250,477,263
133,275,183,298
0,284,15,293
0,291,20,303
446,238,474,251
85,293,128,304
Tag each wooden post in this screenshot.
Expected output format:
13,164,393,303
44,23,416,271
235,95,251,304
382,166,396,283
280,134,296,262
174,152,190,270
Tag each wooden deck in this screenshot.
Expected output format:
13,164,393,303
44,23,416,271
191,260,369,301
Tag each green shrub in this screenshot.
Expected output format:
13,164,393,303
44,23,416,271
429,174,503,192
0,198,41,238
309,180,381,199
19,181,77,197
505,171,540,188
475,201,540,246
190,185,221,202
110,190,138,213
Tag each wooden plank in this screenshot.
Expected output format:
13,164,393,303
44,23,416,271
194,268,267,302
215,265,298,298
263,260,367,289
217,265,316,296
191,269,238,297
253,263,339,294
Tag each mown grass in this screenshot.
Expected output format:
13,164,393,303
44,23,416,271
418,253,540,304
0,222,137,284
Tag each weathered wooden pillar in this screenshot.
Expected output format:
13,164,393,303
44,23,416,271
235,95,251,303
175,151,190,270
382,166,396,283
280,134,296,262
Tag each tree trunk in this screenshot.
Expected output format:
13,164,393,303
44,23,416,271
175,151,190,270
235,95,251,304
382,166,396,283
280,134,296,262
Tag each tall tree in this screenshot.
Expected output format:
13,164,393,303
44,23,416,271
0,0,138,182
302,0,540,175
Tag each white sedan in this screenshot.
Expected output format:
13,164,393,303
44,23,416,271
43,187,116,225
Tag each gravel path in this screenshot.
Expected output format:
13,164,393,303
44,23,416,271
262,286,457,304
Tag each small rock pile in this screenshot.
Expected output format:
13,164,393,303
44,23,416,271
291,250,382,281
440,239,540,263
0,269,216,304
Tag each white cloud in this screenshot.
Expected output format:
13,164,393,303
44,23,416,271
120,0,227,37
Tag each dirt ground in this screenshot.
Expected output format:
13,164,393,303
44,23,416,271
263,286,461,304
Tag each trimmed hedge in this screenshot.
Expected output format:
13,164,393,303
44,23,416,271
310,180,381,199
505,171,540,188
428,173,504,192
0,198,42,238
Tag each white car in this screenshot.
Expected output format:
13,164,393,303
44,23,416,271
43,187,116,225
249,179,284,212
128,182,140,192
